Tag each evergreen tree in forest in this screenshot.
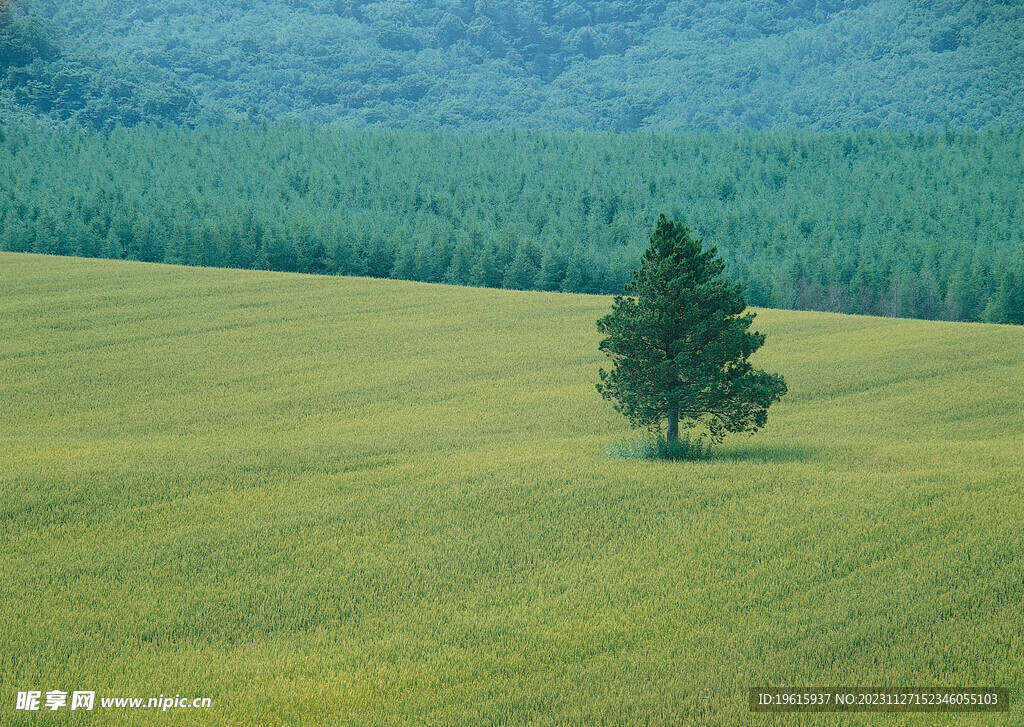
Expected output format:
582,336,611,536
502,245,540,290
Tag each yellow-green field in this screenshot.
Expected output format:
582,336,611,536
1,252,1022,726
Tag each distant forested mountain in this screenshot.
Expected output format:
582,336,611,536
2,124,1022,324
2,3,1022,325
2,0,1022,130
0,6,197,127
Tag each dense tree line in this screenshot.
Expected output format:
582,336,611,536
1,123,1021,324
2,0,1022,131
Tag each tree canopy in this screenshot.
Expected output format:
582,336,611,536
1,123,1021,324
2,0,1022,130
597,215,787,447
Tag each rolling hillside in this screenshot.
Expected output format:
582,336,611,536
2,252,1022,725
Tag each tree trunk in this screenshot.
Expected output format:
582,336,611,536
666,409,679,444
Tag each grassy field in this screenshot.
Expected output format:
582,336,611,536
1,251,1022,725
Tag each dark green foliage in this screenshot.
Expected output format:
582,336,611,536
651,434,712,462
597,216,787,445
982,258,1024,326
2,0,1023,130
1,123,1022,324
502,246,541,291
606,433,711,461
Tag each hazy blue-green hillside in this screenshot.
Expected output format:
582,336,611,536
2,0,1022,130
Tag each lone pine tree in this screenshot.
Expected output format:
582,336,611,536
597,215,787,448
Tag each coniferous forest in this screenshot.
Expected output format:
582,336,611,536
1,0,1023,323
1,123,1022,323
